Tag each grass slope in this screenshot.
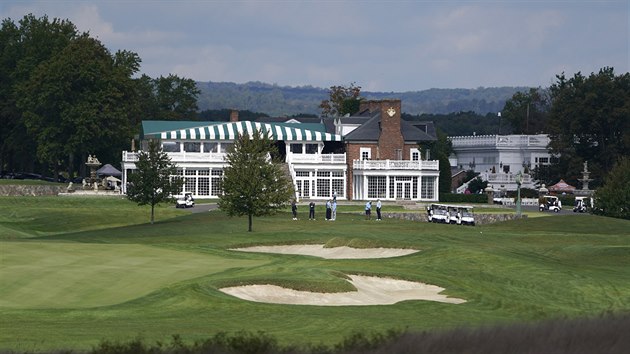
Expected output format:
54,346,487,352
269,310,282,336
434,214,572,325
0,197,628,351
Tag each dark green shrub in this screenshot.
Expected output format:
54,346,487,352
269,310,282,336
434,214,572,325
439,193,488,204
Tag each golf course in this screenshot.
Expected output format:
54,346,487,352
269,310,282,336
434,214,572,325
0,196,629,352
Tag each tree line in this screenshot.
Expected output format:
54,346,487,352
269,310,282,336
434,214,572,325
0,14,199,180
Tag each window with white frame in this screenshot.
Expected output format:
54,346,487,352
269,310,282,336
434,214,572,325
367,176,387,199
305,143,318,154
211,169,223,196
290,143,303,154
411,148,420,161
421,176,436,199
184,142,201,152
360,147,371,160
203,142,218,153
162,141,180,152
220,143,233,153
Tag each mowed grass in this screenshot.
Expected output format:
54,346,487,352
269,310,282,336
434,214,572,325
0,196,629,352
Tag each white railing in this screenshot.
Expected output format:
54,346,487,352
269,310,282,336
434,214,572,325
353,159,439,171
122,151,226,163
449,134,549,148
484,172,533,184
287,153,346,164
456,172,535,194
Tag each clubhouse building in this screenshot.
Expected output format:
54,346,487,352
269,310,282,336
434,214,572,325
121,99,440,201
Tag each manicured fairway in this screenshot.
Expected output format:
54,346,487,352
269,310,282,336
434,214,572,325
0,242,265,308
0,196,628,351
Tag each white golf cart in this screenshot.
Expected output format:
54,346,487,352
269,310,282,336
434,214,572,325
428,204,449,223
447,206,460,224
539,195,561,212
458,206,475,226
176,192,195,208
573,196,590,213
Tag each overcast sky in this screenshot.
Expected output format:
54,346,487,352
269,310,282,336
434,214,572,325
2,0,628,92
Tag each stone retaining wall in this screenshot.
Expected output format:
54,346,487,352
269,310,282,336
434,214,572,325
0,185,66,196
382,212,525,225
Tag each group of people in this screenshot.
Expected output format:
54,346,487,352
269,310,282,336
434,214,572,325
291,196,382,221
364,199,382,221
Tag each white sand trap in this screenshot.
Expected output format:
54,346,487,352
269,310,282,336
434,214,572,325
220,275,466,306
231,244,419,259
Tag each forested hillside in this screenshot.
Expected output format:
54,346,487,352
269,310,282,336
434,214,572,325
196,81,528,116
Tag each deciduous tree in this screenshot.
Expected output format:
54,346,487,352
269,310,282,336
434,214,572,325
319,82,362,117
126,140,184,224
502,88,550,134
218,129,294,231
546,67,630,187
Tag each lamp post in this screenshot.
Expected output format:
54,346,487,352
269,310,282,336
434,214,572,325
515,171,523,218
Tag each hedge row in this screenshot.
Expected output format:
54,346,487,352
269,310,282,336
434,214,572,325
439,193,488,204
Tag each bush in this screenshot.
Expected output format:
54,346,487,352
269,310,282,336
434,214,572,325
439,193,488,204
593,157,630,219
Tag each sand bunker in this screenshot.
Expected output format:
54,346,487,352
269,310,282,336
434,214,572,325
231,244,419,259
220,275,466,306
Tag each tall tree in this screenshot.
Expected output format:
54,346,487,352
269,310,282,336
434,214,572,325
16,35,140,179
0,14,80,174
546,67,630,187
154,74,200,120
319,82,362,117
593,157,630,220
424,130,454,194
218,129,294,232
126,140,184,224
502,88,550,134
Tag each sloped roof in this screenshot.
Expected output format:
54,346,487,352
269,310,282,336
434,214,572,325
141,121,218,139
343,110,436,142
147,121,341,142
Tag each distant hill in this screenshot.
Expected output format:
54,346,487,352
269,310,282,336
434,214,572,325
196,81,529,116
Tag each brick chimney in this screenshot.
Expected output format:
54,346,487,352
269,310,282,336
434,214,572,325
230,109,239,122
359,100,382,114
377,99,404,160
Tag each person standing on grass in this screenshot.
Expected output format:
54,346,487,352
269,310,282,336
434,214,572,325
291,199,298,220
309,201,316,220
376,199,382,221
331,200,337,221
326,199,332,220
365,200,372,220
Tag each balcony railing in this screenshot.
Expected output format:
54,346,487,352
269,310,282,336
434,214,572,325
449,134,549,148
287,153,346,164
122,151,227,163
353,159,439,170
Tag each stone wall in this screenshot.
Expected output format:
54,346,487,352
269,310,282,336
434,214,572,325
381,212,525,225
0,185,66,196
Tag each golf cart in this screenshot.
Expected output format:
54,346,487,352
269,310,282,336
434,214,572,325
539,195,561,212
573,196,590,213
458,206,475,226
447,206,460,224
428,204,449,223
176,192,195,208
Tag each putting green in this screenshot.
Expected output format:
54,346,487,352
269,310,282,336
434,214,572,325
0,242,265,309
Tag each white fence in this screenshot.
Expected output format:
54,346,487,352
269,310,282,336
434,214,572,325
353,160,439,171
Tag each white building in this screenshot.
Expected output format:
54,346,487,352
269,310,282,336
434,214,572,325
121,100,441,201
449,134,553,191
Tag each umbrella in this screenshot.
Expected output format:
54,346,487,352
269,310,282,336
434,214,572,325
96,164,122,177
548,179,576,193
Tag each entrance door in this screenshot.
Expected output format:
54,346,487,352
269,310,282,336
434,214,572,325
395,181,412,200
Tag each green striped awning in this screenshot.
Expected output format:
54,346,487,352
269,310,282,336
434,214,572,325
155,121,342,142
